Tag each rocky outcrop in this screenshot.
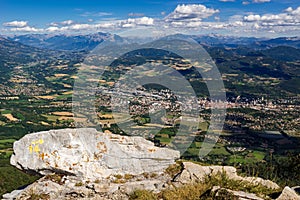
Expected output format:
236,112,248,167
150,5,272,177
4,128,295,200
2,172,170,200
276,186,300,200
174,162,280,190
10,128,180,180
212,186,264,200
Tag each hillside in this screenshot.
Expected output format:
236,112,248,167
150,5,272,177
261,46,300,62
0,36,85,95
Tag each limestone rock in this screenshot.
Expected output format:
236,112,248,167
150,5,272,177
10,128,180,180
276,186,300,200
174,162,280,190
2,190,23,199
119,180,162,194
174,162,240,184
6,128,285,200
2,172,169,200
214,188,264,200
243,176,280,190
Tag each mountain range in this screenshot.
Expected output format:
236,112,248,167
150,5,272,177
0,33,299,97
4,32,300,52
7,32,113,51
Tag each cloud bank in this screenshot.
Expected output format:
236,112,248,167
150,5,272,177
2,4,300,37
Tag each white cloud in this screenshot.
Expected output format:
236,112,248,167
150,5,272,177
44,17,154,32
242,0,270,5
244,14,261,22
50,20,77,27
128,13,145,17
46,26,60,32
3,20,44,32
219,0,235,2
3,4,299,37
45,21,117,32
3,20,28,27
10,26,42,32
80,11,112,17
60,20,76,26
286,6,300,16
165,4,219,23
252,0,270,3
238,6,300,36
243,6,300,27
121,17,154,28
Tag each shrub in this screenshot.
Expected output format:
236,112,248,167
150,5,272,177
94,179,100,184
113,174,123,179
206,171,281,196
75,182,83,187
124,174,134,180
164,163,182,177
44,174,64,185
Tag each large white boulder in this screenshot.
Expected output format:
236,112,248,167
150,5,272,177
10,128,180,180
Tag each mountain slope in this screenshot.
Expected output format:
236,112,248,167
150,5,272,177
9,32,112,51
0,36,84,95
261,46,300,62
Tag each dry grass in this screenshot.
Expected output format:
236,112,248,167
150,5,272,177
161,183,211,200
2,114,18,121
52,112,74,117
35,95,56,100
63,84,72,88
164,162,183,177
129,190,157,200
130,167,280,200
75,181,84,187
41,121,50,126
54,73,69,77
70,75,78,79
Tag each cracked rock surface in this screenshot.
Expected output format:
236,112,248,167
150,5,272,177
10,128,180,180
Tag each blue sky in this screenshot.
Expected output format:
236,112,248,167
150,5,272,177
1,0,299,37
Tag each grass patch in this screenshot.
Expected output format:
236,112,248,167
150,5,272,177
75,181,84,187
41,114,59,122
207,171,281,196
0,158,40,197
252,151,265,160
0,139,16,144
130,171,280,200
209,145,231,156
0,110,11,115
160,183,211,200
165,162,183,177
129,189,157,200
27,189,50,200
124,174,135,180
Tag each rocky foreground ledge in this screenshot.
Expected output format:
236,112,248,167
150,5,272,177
3,128,300,200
